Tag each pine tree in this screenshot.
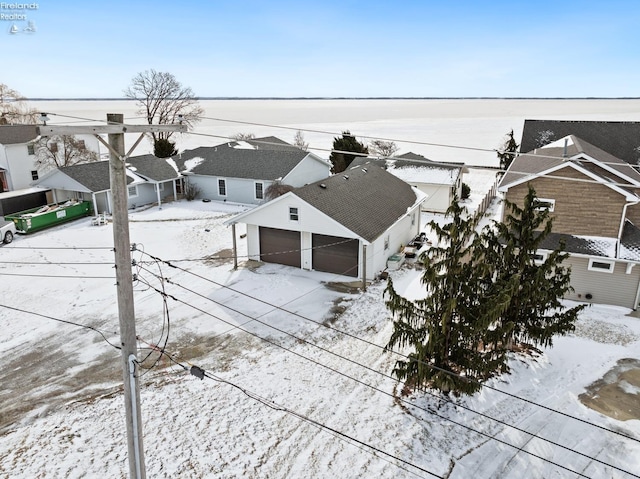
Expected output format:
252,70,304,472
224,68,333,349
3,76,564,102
154,138,178,158
329,131,368,173
497,129,519,170
385,200,512,396
483,186,585,351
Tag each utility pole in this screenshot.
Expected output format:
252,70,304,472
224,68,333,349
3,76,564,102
38,116,186,478
108,113,145,479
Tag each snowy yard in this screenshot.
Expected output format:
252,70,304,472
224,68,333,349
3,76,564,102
1,173,640,478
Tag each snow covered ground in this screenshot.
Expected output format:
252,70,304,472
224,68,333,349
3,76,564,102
3,99,640,477
1,167,640,478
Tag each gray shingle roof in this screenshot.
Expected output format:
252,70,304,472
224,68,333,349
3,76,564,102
500,135,640,189
621,221,640,261
0,125,38,145
180,146,310,180
395,152,464,170
127,155,179,182
350,152,465,171
520,120,640,165
538,232,614,257
293,165,419,243
246,136,299,150
58,161,113,192
57,161,134,192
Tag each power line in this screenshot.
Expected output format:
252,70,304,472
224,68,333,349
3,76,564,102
150,345,441,479
0,303,121,350
0,272,115,279
2,245,113,250
138,250,640,446
0,260,114,265
134,272,629,478
44,110,640,186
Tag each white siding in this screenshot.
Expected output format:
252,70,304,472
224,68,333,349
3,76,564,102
282,154,331,187
411,183,451,213
4,144,38,190
237,193,422,280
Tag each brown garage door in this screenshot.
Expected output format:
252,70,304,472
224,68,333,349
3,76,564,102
259,227,301,268
312,234,359,277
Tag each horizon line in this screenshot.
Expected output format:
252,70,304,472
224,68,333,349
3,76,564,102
27,96,640,101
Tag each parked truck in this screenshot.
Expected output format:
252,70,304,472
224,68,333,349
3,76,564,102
1,218,16,244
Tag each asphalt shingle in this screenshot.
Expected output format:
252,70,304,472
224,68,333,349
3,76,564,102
293,165,419,243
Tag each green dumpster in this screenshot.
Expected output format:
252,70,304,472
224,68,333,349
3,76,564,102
5,200,93,234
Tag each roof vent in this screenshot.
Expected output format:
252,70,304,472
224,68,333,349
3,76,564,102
362,168,367,172
343,175,349,180
319,183,327,189
563,138,568,158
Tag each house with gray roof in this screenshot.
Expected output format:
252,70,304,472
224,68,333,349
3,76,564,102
499,134,640,309
0,125,100,192
520,120,640,165
350,152,466,213
33,155,181,214
225,165,426,280
177,138,331,205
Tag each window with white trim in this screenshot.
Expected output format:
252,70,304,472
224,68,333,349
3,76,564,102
31,170,39,181
535,198,555,212
588,258,615,273
154,183,165,192
532,251,547,265
289,207,299,221
127,185,138,198
218,178,227,196
27,144,35,155
255,182,264,200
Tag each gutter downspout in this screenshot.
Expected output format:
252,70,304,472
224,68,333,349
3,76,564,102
617,200,639,258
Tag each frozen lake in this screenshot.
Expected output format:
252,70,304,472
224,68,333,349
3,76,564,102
29,98,640,167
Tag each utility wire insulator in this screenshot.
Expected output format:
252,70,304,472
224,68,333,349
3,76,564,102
190,365,205,380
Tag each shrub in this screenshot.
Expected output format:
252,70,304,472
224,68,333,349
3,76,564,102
461,182,471,200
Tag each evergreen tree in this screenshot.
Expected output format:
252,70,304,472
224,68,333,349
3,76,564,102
497,129,519,170
329,131,368,173
154,138,178,158
483,186,585,350
385,200,512,396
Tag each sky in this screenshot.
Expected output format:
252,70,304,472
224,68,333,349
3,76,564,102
2,0,640,98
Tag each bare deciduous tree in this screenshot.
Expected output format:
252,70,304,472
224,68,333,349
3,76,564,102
264,181,294,201
35,135,98,170
293,130,309,151
369,139,398,158
124,69,203,142
231,132,256,141
0,83,38,124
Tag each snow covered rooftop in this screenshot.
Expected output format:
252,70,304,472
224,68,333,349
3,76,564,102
387,165,458,186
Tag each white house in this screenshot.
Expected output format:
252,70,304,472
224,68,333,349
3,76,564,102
225,165,426,280
178,137,332,205
350,152,465,213
0,125,100,192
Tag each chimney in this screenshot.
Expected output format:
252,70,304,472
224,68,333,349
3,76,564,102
563,138,568,158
